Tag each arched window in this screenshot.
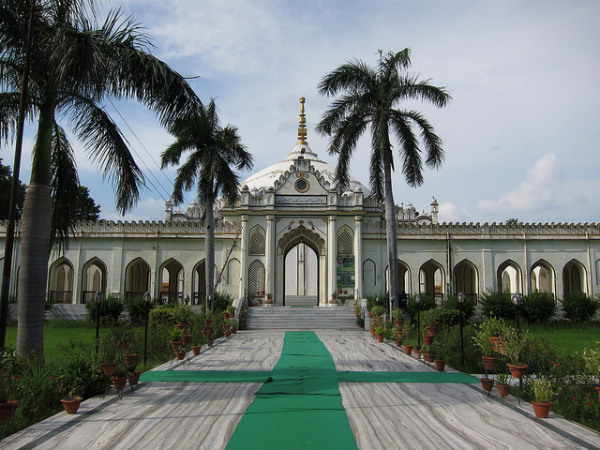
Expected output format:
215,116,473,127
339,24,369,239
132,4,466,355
248,260,266,298
363,259,376,288
563,260,587,297
454,259,479,305
81,258,107,304
160,259,184,304
337,227,353,255
49,258,74,303
249,226,265,255
497,261,522,295
125,258,151,301
419,260,444,304
530,260,555,300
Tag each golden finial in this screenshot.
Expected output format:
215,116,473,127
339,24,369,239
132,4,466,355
297,97,308,145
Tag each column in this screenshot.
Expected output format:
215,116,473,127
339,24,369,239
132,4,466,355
354,215,363,299
265,215,276,301
327,215,337,302
239,215,249,299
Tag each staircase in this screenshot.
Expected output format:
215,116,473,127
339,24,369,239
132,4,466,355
246,306,358,330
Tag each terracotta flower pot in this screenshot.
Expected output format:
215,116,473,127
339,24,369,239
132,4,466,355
191,345,201,355
425,326,439,337
111,376,127,392
170,340,182,351
61,397,83,414
435,359,446,372
128,371,142,386
123,354,138,369
206,339,214,347
100,362,117,376
481,356,497,372
480,377,494,392
182,334,192,346
507,363,528,379
532,401,552,418
423,335,434,346
413,349,422,359
203,319,213,329
201,329,212,338
175,350,186,360
404,345,413,355
489,336,500,352
376,335,384,343
423,353,436,363
394,339,403,347
497,383,511,398
0,400,18,423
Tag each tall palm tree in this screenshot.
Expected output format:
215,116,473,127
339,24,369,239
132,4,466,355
161,99,253,309
0,0,201,356
316,49,451,308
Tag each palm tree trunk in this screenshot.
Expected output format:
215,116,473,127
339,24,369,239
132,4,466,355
205,195,215,310
382,149,399,309
16,100,55,358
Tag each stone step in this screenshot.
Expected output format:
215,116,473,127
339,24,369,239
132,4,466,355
246,306,358,330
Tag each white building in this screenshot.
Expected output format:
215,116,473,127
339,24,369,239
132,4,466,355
1,99,599,307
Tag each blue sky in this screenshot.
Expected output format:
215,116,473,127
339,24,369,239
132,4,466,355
5,0,600,223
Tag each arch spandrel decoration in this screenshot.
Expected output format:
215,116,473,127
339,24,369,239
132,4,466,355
278,224,326,256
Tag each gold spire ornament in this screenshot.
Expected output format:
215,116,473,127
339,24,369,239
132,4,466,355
297,97,308,144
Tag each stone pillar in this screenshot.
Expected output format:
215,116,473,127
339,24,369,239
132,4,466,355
265,215,276,302
354,215,363,299
239,215,249,299
327,215,337,303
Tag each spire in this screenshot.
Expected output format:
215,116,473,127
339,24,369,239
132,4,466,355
297,97,308,145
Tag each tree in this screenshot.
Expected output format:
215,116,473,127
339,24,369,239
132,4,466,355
74,186,100,222
0,158,26,220
0,0,201,356
161,99,253,309
316,49,450,307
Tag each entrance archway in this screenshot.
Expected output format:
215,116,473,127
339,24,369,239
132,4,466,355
284,243,318,306
277,224,326,306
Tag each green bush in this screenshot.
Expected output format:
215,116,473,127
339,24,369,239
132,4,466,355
407,294,436,321
521,291,556,323
125,297,153,326
85,295,124,325
480,291,514,319
149,306,176,328
561,293,599,322
444,295,475,320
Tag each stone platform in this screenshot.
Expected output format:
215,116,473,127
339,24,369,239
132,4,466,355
1,331,599,450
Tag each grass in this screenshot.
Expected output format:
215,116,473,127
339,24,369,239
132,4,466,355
524,322,600,354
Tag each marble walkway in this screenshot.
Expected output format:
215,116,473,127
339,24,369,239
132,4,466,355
1,330,600,450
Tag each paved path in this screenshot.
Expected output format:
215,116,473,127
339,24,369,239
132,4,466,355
2,331,599,450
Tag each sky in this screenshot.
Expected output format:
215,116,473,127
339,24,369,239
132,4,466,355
4,0,600,224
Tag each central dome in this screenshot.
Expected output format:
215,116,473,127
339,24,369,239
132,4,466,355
241,98,370,195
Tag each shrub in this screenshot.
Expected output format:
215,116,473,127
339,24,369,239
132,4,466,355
407,294,436,321
561,293,599,322
521,291,556,323
212,291,232,313
444,295,475,321
480,291,514,319
125,296,153,326
85,295,124,325
149,305,176,328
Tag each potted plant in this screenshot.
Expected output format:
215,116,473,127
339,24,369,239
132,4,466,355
423,308,440,337
265,293,273,304
473,324,497,373
502,326,530,379
531,375,554,418
170,327,184,351
496,372,511,398
329,293,338,305
392,308,405,328
230,319,239,334
480,377,494,392
374,325,385,343
371,305,385,321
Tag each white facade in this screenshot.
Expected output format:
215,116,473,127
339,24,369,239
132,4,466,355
1,100,600,306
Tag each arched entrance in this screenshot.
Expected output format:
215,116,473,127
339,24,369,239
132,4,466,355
277,225,326,306
284,243,318,306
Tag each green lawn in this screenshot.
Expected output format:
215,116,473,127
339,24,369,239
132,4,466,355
5,323,97,361
524,322,600,354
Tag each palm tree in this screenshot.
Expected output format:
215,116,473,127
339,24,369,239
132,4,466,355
0,0,201,356
316,49,451,308
161,99,253,309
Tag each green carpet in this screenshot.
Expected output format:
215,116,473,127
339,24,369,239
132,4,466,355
225,331,358,450
139,370,271,383
337,371,479,384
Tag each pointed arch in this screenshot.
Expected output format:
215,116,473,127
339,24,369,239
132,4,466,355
363,259,376,290
249,225,266,255
563,259,587,297
497,260,522,295
454,259,479,305
337,225,353,255
159,258,184,304
193,259,206,305
125,258,151,301
48,257,74,303
226,258,241,290
530,260,555,300
419,259,445,303
81,257,107,304
248,260,266,299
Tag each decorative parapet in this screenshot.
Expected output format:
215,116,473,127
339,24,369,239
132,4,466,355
362,220,600,237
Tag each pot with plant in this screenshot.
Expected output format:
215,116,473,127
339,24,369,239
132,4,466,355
473,324,498,374
170,327,184,351
480,377,494,393
230,319,238,334
371,305,385,321
496,372,511,398
423,308,440,337
502,326,529,379
374,325,385,343
58,365,86,414
531,375,554,418
329,292,338,305
392,308,405,328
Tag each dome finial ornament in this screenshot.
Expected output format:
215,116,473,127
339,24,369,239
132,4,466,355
297,97,308,145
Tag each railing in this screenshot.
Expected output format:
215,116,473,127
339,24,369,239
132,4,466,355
49,291,72,303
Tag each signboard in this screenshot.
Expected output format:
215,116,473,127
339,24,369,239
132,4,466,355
336,256,355,294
